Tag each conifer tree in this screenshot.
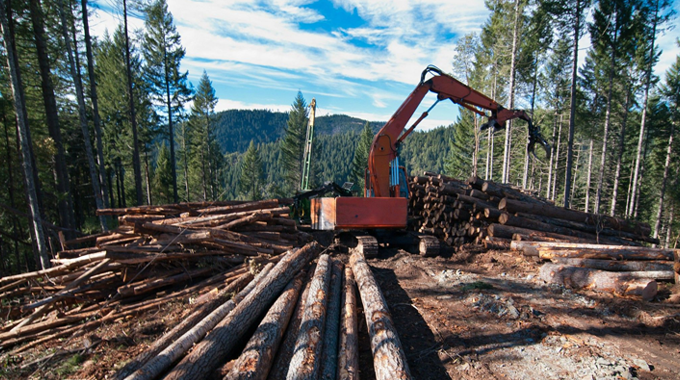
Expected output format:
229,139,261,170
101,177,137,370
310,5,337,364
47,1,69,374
279,91,308,194
142,0,192,203
189,71,218,201
153,142,173,204
350,121,373,193
239,140,264,201
445,112,475,179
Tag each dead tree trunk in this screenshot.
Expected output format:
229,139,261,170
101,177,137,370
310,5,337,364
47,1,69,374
337,267,359,380
224,272,305,380
320,259,344,380
0,0,50,269
350,252,412,380
164,242,320,380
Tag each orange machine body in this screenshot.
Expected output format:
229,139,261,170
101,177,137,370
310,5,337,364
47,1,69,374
311,197,408,230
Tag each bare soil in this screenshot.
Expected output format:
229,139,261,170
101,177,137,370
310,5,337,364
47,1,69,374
2,244,679,380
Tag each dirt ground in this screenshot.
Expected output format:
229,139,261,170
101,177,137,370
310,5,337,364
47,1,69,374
2,243,679,380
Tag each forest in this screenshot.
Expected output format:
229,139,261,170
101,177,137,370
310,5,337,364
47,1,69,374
0,0,678,276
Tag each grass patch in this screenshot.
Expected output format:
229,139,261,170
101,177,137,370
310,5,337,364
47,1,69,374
56,354,85,377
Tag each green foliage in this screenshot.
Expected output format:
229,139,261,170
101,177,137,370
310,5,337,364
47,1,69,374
279,91,308,195
239,141,264,200
152,142,174,204
350,122,374,191
444,111,475,179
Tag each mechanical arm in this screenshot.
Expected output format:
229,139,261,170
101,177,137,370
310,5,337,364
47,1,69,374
366,65,550,198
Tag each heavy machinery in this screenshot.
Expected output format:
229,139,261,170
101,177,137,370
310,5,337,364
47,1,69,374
310,65,550,255
312,65,549,230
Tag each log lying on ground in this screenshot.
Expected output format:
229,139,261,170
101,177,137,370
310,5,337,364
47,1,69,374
539,263,658,300
163,242,320,380
350,251,412,380
337,267,359,380
675,250,680,284
286,254,332,380
320,259,344,380
510,241,676,261
224,271,305,380
550,258,674,273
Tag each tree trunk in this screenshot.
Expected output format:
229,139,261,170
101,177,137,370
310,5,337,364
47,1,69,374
546,115,557,199
123,0,144,206
224,272,305,380
552,115,563,202
629,0,659,218
563,0,581,208
0,0,50,269
594,38,618,215
585,139,593,213
549,258,673,273
337,266,359,380
144,150,152,205
57,0,107,231
28,0,76,237
163,44,179,204
610,83,631,216
81,0,109,211
286,254,332,380
164,243,320,380
502,0,521,184
320,259,344,380
653,129,673,240
540,263,657,299
2,110,23,272
510,241,675,261
350,252,412,380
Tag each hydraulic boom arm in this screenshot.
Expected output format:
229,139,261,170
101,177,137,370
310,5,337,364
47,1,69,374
367,65,550,197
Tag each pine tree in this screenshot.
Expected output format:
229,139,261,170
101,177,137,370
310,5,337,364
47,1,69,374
445,112,475,179
153,142,174,204
279,91,308,194
189,71,218,201
350,121,373,193
239,140,264,200
142,0,192,203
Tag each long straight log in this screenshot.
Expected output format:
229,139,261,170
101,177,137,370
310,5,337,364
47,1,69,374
320,259,344,380
549,259,674,279
489,223,596,243
499,212,623,244
223,272,305,380
337,267,359,380
499,197,651,236
286,254,332,380
197,199,280,215
268,265,316,380
163,242,320,380
350,252,411,380
123,264,274,380
510,241,675,261
512,232,585,243
539,263,658,300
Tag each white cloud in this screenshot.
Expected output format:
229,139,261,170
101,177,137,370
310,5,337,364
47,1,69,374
215,99,291,113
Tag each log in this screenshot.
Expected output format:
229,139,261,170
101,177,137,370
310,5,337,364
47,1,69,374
539,263,658,300
499,197,651,237
498,212,623,244
549,258,674,273
124,264,275,380
489,223,594,243
117,267,213,297
163,242,320,380
337,267,359,380
286,254,332,380
268,265,316,380
320,259,344,380
197,199,280,215
223,271,305,380
350,252,412,380
510,241,675,261
113,269,257,380
511,233,583,243
675,250,680,284
483,236,511,251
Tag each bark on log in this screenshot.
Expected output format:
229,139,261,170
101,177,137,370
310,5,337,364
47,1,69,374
539,263,658,300
124,264,275,380
510,241,675,261
337,267,359,380
549,258,674,273
489,223,595,243
320,259,344,380
286,254,332,380
350,252,411,380
223,272,305,380
499,198,651,236
268,265,316,380
113,269,256,380
499,213,623,244
197,199,281,215
675,250,679,284
163,242,320,380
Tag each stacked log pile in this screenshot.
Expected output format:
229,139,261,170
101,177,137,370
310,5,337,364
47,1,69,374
407,173,657,250
0,199,312,353
113,249,409,380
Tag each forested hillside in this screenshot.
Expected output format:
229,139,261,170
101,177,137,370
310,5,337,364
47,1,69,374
0,0,678,276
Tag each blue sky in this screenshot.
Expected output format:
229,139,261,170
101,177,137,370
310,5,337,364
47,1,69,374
90,0,680,131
